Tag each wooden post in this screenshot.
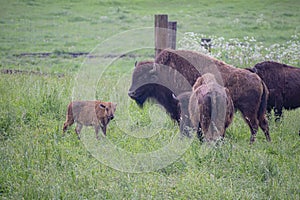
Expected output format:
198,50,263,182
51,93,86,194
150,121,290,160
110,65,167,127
155,15,168,58
168,21,177,50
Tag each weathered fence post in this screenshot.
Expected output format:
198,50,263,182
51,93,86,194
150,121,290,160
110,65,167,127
168,21,177,50
155,14,169,58
155,15,177,57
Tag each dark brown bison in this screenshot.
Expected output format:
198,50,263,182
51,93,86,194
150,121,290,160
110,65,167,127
127,60,192,122
128,49,271,143
248,61,300,121
63,100,117,140
174,73,234,141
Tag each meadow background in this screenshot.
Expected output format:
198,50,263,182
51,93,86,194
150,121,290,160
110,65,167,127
1,0,300,199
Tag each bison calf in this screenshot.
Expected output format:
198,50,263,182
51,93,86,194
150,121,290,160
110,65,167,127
63,100,117,140
189,73,234,141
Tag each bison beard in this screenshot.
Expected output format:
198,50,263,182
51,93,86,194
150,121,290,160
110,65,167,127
128,84,181,122
128,49,271,143
248,61,300,121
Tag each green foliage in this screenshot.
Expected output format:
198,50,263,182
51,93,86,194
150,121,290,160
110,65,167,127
1,64,300,199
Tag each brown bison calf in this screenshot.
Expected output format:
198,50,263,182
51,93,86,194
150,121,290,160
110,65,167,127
63,100,117,140
189,73,234,141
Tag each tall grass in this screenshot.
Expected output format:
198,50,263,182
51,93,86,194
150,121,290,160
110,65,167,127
1,58,300,199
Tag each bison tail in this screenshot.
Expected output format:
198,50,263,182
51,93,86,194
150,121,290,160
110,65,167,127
257,80,272,142
258,81,268,118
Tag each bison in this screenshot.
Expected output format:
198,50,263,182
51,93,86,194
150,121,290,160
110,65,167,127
248,61,300,121
188,73,234,141
128,49,271,143
174,73,234,141
63,100,117,140
127,60,192,122
172,91,193,136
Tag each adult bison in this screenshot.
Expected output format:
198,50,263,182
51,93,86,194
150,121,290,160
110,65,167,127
248,61,300,121
128,49,271,143
127,60,192,122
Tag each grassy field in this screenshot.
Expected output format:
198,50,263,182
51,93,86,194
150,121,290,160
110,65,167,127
1,0,300,199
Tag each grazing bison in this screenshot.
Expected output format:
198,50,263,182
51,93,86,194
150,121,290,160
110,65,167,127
190,74,234,141
248,61,300,121
63,100,117,140
128,49,271,143
174,74,234,141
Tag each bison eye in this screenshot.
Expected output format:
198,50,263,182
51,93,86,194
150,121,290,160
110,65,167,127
99,104,106,109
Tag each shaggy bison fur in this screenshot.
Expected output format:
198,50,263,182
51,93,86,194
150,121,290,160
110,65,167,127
248,61,300,121
188,73,234,141
174,73,234,141
63,100,117,140
128,60,191,122
128,49,271,143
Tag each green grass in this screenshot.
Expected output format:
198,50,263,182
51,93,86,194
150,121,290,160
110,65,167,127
1,0,300,199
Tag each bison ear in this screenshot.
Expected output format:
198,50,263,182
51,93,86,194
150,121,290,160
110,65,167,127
134,61,137,67
99,104,106,109
112,103,117,109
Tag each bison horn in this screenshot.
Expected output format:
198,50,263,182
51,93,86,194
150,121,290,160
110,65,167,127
172,93,178,100
134,61,137,67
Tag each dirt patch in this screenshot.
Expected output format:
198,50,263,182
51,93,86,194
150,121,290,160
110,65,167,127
1,69,64,78
13,52,140,59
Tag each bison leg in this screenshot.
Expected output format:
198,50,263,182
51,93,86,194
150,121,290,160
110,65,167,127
63,118,74,133
266,107,272,120
274,107,283,122
240,110,259,144
258,114,271,142
75,123,83,140
256,81,271,142
274,94,283,122
180,116,193,138
101,125,107,137
196,123,203,142
94,125,101,140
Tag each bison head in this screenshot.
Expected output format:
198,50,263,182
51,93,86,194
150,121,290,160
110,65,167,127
128,61,185,122
128,61,159,107
98,102,117,121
